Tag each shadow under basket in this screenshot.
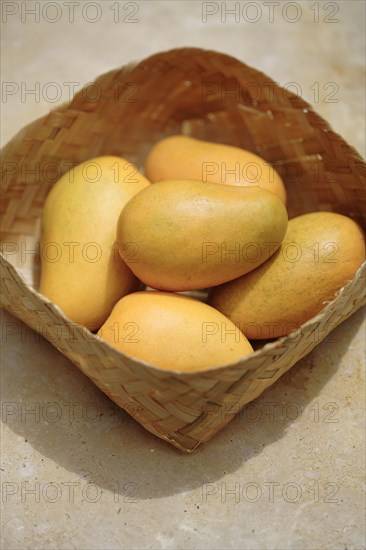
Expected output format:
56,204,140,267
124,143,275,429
1,48,365,453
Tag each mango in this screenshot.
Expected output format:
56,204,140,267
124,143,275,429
209,212,366,339
145,135,287,203
39,156,150,329
97,291,253,372
117,179,288,291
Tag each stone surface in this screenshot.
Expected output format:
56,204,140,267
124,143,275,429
1,2,365,549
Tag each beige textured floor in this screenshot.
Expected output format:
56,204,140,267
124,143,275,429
1,2,365,549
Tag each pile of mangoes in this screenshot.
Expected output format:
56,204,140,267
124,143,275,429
40,136,366,371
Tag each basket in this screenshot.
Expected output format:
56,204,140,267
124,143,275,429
1,48,365,453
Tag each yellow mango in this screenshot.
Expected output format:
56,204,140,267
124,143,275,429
117,179,288,291
209,212,366,339
40,156,150,329
97,291,253,372
145,135,287,203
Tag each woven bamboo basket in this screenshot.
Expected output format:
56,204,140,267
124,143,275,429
1,48,365,453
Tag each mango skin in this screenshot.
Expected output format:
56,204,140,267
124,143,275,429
117,179,288,292
97,291,253,372
40,156,150,329
209,212,366,339
145,135,287,203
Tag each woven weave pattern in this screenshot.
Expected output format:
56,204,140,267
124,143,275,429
1,48,365,452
